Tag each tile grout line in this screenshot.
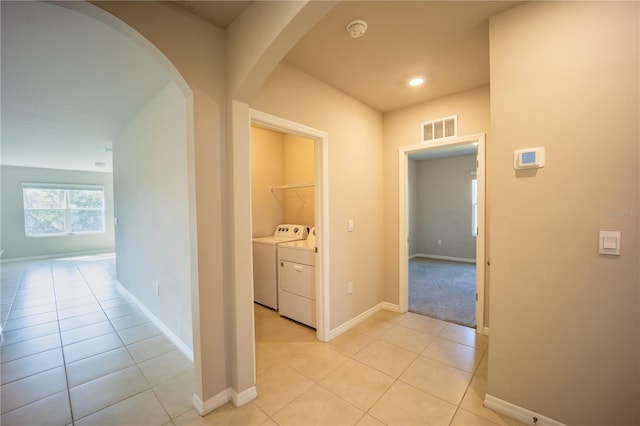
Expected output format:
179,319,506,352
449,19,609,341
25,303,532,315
65,259,138,424
0,274,62,387
255,308,489,426
349,330,427,425
49,260,77,426
55,258,135,424
335,329,397,424
0,268,26,344
2,280,59,338
1,257,190,425
0,266,72,416
0,268,32,416
72,259,147,423
72,258,177,424
262,328,417,424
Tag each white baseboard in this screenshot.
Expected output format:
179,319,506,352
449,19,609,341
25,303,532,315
327,302,400,341
0,250,115,264
412,253,476,264
484,394,566,426
193,389,229,416
379,301,401,312
327,303,380,340
193,386,258,416
230,386,258,407
115,281,194,362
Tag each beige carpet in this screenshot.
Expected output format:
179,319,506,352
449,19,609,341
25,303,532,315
408,258,476,328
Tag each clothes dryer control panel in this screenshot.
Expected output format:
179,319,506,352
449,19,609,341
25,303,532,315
273,224,308,240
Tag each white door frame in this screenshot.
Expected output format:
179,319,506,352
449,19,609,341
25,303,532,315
250,109,330,342
398,134,486,333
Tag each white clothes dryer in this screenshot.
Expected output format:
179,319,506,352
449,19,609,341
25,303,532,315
252,224,307,310
277,227,317,328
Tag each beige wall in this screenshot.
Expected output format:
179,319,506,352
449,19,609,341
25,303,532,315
382,86,490,308
251,62,385,329
113,81,193,351
224,3,336,398
251,127,285,237
94,0,228,406
413,154,477,260
283,133,315,227
488,2,639,424
251,128,315,236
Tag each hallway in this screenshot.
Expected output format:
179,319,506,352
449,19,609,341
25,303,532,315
230,305,522,425
0,254,193,425
1,255,522,425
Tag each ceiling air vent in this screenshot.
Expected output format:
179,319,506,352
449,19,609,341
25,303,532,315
421,115,457,142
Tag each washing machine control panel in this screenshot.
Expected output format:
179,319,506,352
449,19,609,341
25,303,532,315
274,224,308,239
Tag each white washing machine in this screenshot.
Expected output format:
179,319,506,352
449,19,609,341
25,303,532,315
277,227,316,328
252,224,307,310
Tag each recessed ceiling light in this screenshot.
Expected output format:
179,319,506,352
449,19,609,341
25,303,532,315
409,77,424,87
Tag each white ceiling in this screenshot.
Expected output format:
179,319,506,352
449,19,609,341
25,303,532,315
1,1,519,173
284,1,519,113
1,1,173,173
169,1,252,29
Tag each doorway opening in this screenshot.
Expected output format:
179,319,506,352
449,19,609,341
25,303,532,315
408,151,477,328
249,109,330,342
398,135,486,333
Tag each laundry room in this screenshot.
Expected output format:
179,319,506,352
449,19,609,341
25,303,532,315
250,125,317,328
251,126,315,235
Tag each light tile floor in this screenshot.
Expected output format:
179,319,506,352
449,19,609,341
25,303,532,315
1,254,193,426
177,305,525,426
2,255,524,425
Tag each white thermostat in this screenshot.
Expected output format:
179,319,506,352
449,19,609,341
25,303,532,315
514,147,545,169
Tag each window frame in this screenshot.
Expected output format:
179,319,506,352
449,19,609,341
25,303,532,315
22,183,106,237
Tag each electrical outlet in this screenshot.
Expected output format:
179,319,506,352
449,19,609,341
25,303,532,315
155,282,159,296
347,281,353,295
437,239,442,245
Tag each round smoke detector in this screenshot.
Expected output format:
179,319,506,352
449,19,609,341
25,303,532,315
346,20,368,39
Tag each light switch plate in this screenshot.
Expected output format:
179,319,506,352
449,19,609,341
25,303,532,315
599,231,620,255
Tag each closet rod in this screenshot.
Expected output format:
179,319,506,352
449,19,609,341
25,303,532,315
269,182,315,192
